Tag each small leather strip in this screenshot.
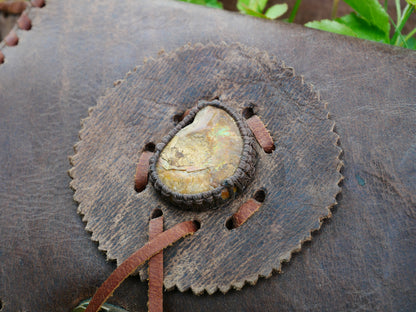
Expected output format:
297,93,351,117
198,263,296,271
246,115,275,153
85,220,197,312
232,198,262,228
134,151,154,192
148,216,164,312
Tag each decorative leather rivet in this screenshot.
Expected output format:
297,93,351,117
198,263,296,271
149,100,257,211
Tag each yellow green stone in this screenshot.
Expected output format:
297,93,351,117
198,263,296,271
156,106,243,194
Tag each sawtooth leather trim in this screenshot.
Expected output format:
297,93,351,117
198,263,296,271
85,220,198,312
17,12,31,30
4,30,18,46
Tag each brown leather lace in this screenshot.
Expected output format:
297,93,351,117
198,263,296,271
148,215,164,312
246,115,275,153
85,220,198,312
134,150,154,192
231,198,262,228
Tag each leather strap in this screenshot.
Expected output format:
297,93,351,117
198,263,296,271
85,220,198,312
231,198,262,228
148,216,164,312
246,115,275,153
134,151,154,192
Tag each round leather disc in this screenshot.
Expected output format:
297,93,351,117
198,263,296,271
69,43,342,295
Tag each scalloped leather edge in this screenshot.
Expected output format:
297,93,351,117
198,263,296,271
68,41,344,296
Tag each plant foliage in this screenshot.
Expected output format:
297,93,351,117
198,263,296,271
306,0,416,49
236,0,288,19
175,0,416,50
177,0,223,9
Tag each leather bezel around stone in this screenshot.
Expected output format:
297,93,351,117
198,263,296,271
149,100,258,211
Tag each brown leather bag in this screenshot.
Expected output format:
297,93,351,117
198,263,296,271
0,1,415,311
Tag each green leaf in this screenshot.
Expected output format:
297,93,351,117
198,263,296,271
406,0,416,6
236,0,250,13
264,3,288,19
342,0,390,36
238,3,268,18
255,0,269,12
305,20,358,37
178,0,206,5
205,0,223,9
336,13,388,43
178,0,223,9
405,37,416,49
237,0,265,13
391,4,414,45
238,0,250,5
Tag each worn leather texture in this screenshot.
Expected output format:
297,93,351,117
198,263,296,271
69,43,341,294
0,0,415,311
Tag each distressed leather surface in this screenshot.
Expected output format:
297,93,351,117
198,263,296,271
0,0,415,311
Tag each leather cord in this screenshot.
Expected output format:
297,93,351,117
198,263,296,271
85,220,198,312
246,115,275,153
134,151,154,192
231,198,262,228
148,216,164,312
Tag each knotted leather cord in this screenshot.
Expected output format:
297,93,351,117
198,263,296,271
148,216,164,312
85,220,198,312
